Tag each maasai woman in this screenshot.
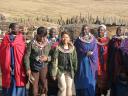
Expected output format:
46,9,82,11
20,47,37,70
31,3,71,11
115,37,128,96
0,23,30,96
48,28,59,45
74,24,98,96
51,31,77,96
108,26,125,96
96,25,109,96
47,28,60,96
24,27,51,96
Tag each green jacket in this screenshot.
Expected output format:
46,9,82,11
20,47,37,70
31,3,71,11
51,42,77,78
24,39,51,71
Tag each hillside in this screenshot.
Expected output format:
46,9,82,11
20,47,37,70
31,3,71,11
0,0,128,19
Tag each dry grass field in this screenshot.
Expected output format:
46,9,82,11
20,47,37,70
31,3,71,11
0,0,128,20
0,0,128,38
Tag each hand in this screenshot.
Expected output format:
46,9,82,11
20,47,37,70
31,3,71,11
27,69,31,79
39,55,48,62
10,67,12,72
29,74,35,84
87,51,93,56
52,76,56,80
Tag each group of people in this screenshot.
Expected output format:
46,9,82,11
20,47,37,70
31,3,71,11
0,22,128,96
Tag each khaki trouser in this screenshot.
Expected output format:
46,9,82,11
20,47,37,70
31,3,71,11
57,73,73,96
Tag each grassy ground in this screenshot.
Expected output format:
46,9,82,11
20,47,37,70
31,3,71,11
0,0,128,20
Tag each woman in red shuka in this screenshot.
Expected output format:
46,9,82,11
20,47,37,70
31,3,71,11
96,25,109,96
0,23,30,96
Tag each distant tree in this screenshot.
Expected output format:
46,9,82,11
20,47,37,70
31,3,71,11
95,16,101,24
0,14,6,21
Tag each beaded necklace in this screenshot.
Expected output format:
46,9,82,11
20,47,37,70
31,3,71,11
32,38,48,50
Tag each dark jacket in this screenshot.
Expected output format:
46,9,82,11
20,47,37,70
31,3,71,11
51,42,77,78
24,39,51,72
